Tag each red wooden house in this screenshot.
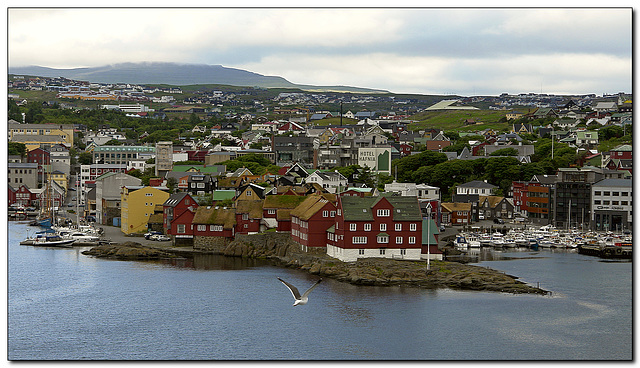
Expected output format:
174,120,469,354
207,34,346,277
290,193,338,252
235,200,264,234
192,206,236,240
440,203,472,226
262,195,308,232
327,195,423,262
163,192,199,242
8,185,17,206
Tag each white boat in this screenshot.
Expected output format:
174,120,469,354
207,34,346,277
479,234,493,247
453,235,470,248
490,232,506,248
465,234,482,248
20,234,75,247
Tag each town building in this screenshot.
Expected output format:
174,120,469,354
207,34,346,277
262,195,309,232
8,162,39,190
155,141,173,177
192,206,236,244
95,172,142,226
290,193,338,252
591,179,632,232
327,195,423,262
93,145,155,165
8,122,74,148
120,186,170,234
163,192,199,245
441,203,472,226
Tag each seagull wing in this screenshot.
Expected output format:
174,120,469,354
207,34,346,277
278,277,301,300
301,278,322,298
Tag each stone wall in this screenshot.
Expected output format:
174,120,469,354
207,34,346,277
194,235,232,252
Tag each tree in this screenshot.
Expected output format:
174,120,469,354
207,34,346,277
104,139,123,145
8,98,22,122
78,152,93,165
8,142,27,157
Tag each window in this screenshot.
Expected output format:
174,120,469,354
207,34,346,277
400,249,406,255
594,191,602,196
364,223,371,232
352,236,367,244
410,223,417,231
612,201,619,205
379,248,386,255
604,191,610,196
380,223,387,231
377,235,389,243
409,237,416,244
268,209,276,215
621,201,628,205
377,209,390,217
330,211,336,217
612,192,619,196
197,225,206,231
246,190,252,196
177,224,186,233
622,192,629,197
395,223,402,231
350,223,357,231
242,214,249,220
396,236,403,244
323,210,329,217
603,201,610,205
358,249,365,255
594,200,601,205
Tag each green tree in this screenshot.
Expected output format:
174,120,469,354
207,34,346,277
78,152,93,165
8,98,22,122
8,142,27,157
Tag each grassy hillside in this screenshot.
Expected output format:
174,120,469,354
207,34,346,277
409,110,510,132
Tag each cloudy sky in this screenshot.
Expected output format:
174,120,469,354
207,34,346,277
7,6,633,96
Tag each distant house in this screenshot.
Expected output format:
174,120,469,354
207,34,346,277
441,202,472,226
511,123,534,134
304,171,348,194
290,193,338,252
192,206,236,242
163,192,199,244
575,131,599,147
262,194,309,232
478,196,514,220
326,195,423,262
235,200,264,234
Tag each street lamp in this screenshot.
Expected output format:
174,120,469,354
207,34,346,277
427,207,431,271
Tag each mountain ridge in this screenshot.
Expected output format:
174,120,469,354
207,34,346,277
8,62,390,94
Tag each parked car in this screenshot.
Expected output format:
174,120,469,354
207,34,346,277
493,218,504,224
144,231,163,240
151,234,170,241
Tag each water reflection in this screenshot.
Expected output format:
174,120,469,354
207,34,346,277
159,253,274,270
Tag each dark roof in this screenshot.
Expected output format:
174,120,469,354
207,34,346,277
340,195,422,222
456,180,497,189
163,192,191,207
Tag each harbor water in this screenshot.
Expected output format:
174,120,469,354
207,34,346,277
7,221,632,360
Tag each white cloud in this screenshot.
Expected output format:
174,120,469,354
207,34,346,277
7,7,633,95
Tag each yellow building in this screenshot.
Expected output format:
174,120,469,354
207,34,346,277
8,123,75,148
50,170,68,196
121,186,170,234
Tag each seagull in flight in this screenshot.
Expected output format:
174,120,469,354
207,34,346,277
278,277,322,306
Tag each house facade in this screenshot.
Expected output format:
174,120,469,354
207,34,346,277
290,193,338,252
163,192,199,239
327,195,423,262
120,186,170,234
591,178,632,232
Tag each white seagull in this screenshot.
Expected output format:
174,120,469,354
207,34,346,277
277,277,322,306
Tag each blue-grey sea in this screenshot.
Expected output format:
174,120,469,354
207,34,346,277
7,221,632,360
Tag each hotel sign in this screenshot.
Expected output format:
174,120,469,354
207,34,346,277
358,147,391,175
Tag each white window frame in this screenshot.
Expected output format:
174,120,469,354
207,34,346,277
380,223,387,232
350,223,357,231
395,223,402,231
410,223,417,231
364,223,371,232
377,209,390,217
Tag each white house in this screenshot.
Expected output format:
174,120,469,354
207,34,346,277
305,171,348,194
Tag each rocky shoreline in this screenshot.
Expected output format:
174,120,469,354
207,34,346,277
82,234,549,295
